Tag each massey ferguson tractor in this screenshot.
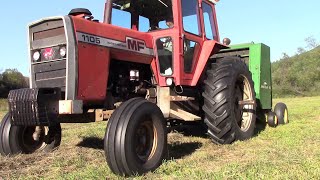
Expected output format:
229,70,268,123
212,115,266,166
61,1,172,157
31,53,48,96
0,0,289,176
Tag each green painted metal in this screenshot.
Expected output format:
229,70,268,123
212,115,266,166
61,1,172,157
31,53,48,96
228,43,272,110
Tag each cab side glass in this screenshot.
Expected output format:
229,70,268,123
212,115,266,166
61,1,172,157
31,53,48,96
111,9,131,29
184,39,199,72
181,0,200,36
156,37,173,76
202,2,216,40
139,16,150,32
159,21,168,29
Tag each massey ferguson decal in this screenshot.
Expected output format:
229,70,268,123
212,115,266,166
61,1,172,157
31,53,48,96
77,32,154,56
43,48,55,60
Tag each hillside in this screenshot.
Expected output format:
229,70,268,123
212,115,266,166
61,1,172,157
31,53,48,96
272,46,320,97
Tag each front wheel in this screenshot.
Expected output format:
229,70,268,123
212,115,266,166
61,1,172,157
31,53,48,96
0,113,62,156
104,98,167,176
202,57,257,144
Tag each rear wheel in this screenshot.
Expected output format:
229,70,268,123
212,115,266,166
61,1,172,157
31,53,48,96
274,103,289,125
267,112,278,128
104,98,167,176
202,57,256,144
0,113,62,156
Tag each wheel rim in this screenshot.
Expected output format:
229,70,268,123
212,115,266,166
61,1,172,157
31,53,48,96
20,126,48,153
135,118,158,162
235,75,255,132
274,115,278,126
284,109,289,124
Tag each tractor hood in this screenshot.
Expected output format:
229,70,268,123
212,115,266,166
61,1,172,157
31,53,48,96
72,15,155,64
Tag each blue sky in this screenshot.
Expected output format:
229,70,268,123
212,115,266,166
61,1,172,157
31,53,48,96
1,0,319,75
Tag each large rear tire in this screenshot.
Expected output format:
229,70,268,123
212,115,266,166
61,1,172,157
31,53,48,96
0,113,62,156
104,98,167,176
202,57,256,144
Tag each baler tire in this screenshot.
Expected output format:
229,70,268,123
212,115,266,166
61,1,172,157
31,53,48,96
0,113,61,156
274,103,289,125
267,112,278,128
104,98,167,176
202,57,256,145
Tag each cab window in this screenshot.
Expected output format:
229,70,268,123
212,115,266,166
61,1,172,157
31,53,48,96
111,0,174,32
181,0,201,36
111,9,131,29
202,2,216,40
139,16,150,32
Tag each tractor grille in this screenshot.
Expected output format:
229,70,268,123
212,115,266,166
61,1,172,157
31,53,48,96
29,18,67,91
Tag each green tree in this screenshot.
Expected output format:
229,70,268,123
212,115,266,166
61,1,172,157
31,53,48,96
0,69,27,98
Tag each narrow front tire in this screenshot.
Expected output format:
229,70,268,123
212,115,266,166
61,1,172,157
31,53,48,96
104,98,167,176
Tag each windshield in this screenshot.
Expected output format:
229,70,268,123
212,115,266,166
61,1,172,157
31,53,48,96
111,0,173,31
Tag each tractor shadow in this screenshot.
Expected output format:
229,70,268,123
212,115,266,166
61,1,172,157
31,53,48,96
77,137,202,160
168,121,208,138
77,137,104,150
168,142,202,160
253,115,268,137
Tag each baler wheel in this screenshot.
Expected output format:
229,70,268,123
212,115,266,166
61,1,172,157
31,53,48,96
274,103,289,125
104,98,167,176
202,57,256,145
267,112,278,128
0,113,61,156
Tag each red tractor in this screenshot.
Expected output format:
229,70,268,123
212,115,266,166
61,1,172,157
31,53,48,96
0,0,288,176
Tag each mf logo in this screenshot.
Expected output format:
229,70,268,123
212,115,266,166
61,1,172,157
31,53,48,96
126,37,145,52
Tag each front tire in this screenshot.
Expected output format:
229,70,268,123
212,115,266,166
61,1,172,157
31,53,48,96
0,113,62,156
104,98,167,176
202,57,256,144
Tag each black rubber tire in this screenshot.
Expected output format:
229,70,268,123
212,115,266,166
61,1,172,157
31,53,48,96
202,57,256,144
0,113,62,156
274,103,289,125
267,112,278,128
104,98,167,176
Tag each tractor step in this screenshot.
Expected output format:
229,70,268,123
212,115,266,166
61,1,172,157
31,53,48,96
170,96,195,102
169,103,201,121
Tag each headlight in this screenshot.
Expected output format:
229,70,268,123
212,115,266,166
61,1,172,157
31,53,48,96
59,46,67,57
166,78,173,86
33,51,40,62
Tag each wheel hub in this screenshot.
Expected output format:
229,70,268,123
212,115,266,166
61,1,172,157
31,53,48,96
21,126,47,153
135,119,158,162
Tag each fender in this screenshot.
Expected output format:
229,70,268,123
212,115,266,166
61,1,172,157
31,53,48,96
191,40,228,86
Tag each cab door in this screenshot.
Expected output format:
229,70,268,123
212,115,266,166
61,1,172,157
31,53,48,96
180,0,204,84
180,0,219,85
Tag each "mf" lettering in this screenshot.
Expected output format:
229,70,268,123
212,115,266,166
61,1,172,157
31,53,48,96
127,38,145,52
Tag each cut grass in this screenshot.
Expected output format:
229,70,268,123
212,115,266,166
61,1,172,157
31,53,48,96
0,99,8,112
0,97,320,179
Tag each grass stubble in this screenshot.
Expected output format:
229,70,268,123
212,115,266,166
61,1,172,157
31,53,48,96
0,96,319,179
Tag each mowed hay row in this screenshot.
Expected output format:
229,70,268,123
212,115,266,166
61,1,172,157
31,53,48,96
0,97,320,179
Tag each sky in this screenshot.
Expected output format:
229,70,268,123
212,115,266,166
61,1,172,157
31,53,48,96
1,0,319,76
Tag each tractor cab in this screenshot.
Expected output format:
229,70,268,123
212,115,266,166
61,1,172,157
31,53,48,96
105,0,222,86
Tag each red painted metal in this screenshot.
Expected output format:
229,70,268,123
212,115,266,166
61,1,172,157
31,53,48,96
70,0,227,102
77,43,110,102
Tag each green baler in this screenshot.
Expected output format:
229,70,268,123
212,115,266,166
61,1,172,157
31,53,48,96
214,42,287,127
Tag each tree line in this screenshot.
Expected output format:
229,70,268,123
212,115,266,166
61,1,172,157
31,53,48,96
0,69,28,98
